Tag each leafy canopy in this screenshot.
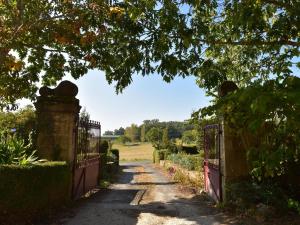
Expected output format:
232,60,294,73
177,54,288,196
1,0,112,108
199,76,300,180
1,0,299,108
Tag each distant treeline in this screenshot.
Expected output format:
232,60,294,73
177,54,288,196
103,119,195,142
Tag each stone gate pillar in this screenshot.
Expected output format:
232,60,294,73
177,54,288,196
218,81,249,201
35,81,81,164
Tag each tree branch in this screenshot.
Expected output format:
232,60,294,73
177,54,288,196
204,39,300,47
261,0,294,11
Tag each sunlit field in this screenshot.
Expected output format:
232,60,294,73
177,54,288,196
113,143,154,161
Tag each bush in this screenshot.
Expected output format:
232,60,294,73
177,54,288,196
100,140,109,154
109,149,119,166
0,162,71,224
116,135,131,144
167,153,203,171
153,149,170,164
225,180,294,213
99,153,107,179
0,106,37,151
166,141,178,154
159,149,170,160
99,152,118,180
0,132,38,165
153,149,160,164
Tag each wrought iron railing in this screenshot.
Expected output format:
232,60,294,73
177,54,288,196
75,119,101,164
204,124,221,167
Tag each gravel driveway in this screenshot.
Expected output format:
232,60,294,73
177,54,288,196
57,161,238,225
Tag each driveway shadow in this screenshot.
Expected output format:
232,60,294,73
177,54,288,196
38,163,241,225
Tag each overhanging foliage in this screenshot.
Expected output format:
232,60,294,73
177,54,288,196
1,0,299,108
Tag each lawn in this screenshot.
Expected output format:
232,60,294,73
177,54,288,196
113,143,154,161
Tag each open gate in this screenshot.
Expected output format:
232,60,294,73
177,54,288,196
72,119,101,200
204,124,222,202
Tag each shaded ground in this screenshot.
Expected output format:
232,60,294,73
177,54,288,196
46,161,239,225
40,161,299,225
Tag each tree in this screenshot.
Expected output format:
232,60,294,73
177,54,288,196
3,1,299,109
182,130,197,145
198,76,300,182
0,1,106,107
114,127,125,135
140,124,146,142
103,130,114,136
140,119,194,139
80,107,90,121
116,135,131,144
162,127,169,148
146,127,162,149
125,124,140,142
103,0,300,95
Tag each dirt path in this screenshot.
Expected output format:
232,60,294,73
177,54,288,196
58,161,238,225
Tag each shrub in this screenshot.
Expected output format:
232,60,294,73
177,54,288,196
100,140,109,154
288,199,300,214
0,162,71,224
182,130,197,144
0,132,38,165
153,149,160,164
116,135,131,144
159,149,170,160
0,105,37,151
167,153,203,171
110,149,119,159
153,149,170,164
225,180,300,215
166,141,178,154
109,149,119,166
100,149,119,177
99,153,107,179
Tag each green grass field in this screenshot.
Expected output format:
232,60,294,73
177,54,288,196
113,143,154,161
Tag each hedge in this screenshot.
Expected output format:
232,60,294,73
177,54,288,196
99,153,107,179
100,140,109,154
0,162,71,224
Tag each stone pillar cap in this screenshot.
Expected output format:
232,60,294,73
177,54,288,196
39,81,78,97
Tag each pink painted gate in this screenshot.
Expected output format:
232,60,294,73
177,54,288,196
72,119,101,200
204,124,222,202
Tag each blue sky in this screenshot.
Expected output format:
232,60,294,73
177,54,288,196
19,64,299,133
61,70,210,132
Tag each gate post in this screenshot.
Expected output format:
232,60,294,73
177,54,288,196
35,81,81,164
218,81,249,202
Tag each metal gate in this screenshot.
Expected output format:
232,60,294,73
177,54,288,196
204,124,222,202
72,119,101,200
